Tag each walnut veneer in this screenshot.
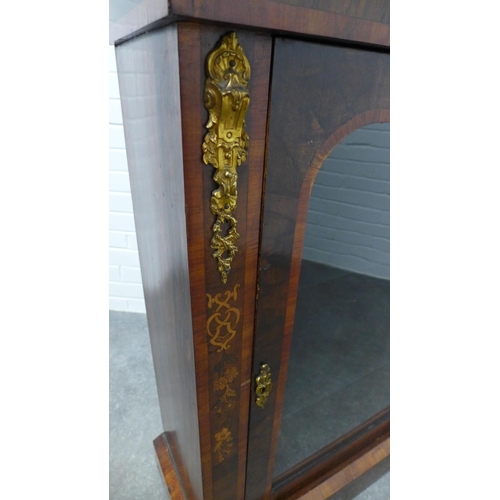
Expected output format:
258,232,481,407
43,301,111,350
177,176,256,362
112,2,390,498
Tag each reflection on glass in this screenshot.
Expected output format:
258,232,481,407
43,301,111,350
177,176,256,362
274,123,390,477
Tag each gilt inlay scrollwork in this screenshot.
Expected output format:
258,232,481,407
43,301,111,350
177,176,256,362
206,284,240,352
206,284,241,462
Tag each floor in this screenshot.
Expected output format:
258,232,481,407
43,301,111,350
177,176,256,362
109,310,389,499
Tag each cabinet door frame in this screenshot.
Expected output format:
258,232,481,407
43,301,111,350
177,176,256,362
245,37,390,500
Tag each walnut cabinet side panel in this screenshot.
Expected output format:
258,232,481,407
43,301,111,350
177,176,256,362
116,22,273,500
115,24,204,500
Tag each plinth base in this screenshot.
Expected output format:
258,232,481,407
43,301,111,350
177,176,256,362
154,433,187,500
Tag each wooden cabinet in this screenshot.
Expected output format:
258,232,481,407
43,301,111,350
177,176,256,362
111,2,389,499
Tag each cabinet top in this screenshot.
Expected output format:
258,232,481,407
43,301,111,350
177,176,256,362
109,0,389,47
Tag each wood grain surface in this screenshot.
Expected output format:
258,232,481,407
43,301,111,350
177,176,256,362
244,37,389,500
154,433,189,500
110,0,389,47
117,22,272,500
177,0,389,46
177,23,272,500
298,438,390,500
115,25,204,500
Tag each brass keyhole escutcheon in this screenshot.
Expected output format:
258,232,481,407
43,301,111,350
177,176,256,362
255,363,272,409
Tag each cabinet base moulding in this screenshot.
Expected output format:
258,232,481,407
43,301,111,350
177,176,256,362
153,433,389,500
295,438,390,500
154,432,188,500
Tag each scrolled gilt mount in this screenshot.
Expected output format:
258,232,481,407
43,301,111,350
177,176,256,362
203,32,251,284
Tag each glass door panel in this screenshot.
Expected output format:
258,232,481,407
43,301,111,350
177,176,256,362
273,123,390,477
244,37,389,500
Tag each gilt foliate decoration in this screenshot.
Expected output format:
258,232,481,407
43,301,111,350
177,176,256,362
206,284,242,462
203,32,251,283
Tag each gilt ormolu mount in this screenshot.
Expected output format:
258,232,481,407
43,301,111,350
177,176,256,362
202,32,250,284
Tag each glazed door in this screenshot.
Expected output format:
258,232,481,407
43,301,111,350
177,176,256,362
245,39,390,500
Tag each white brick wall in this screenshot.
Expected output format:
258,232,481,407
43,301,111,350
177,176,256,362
109,45,145,313
303,123,390,279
